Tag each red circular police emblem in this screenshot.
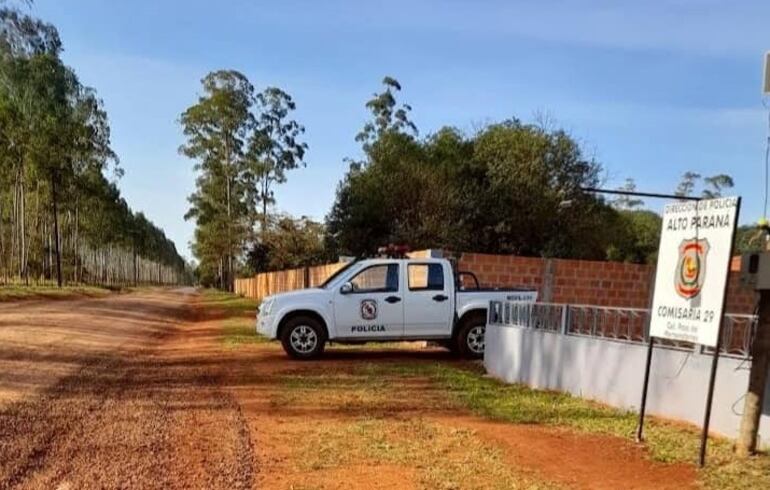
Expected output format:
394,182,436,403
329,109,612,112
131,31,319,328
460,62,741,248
675,238,709,299
360,299,378,320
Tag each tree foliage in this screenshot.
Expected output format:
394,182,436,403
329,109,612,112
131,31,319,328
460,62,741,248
606,210,662,263
327,77,618,260
702,174,735,199
180,70,254,290
611,178,644,210
735,225,767,255
355,76,417,153
180,71,308,288
247,87,307,233
244,214,330,275
675,171,734,198
0,5,187,286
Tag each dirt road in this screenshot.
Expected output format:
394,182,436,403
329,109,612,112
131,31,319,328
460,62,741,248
0,289,695,489
0,290,254,489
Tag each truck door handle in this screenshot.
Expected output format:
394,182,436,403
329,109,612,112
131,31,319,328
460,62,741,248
385,296,401,304
432,294,449,302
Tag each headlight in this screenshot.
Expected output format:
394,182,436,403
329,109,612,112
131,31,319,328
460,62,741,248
260,299,275,316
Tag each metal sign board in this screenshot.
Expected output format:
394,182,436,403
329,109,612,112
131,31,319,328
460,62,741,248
649,197,740,347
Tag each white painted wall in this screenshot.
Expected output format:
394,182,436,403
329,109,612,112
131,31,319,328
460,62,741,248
485,324,770,446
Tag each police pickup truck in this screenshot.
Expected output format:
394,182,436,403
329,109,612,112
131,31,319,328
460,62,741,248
256,257,537,359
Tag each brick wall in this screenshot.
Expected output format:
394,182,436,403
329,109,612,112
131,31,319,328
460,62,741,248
236,251,759,314
457,253,546,291
725,261,758,314
550,259,654,308
457,252,757,314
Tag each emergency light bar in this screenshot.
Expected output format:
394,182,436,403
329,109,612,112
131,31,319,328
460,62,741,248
376,244,410,258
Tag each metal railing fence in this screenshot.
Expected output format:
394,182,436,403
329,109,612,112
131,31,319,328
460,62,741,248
489,301,757,359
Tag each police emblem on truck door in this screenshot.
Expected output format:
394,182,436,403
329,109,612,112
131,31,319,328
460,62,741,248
360,299,378,320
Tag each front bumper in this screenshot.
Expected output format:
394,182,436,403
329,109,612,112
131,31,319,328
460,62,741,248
256,314,277,339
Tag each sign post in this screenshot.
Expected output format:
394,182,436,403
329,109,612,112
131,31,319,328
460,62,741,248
637,196,740,466
696,197,741,466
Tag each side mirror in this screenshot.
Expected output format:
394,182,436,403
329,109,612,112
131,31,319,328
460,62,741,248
340,282,353,294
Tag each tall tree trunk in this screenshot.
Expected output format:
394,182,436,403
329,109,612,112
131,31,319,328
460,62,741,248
12,172,18,281
47,220,53,281
51,173,63,288
0,195,4,284
0,200,3,284
42,219,47,279
34,181,40,283
223,136,233,292
19,167,27,285
218,257,224,290
74,205,79,283
262,180,268,238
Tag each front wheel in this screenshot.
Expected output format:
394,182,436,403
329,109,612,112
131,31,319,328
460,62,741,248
280,316,326,360
455,313,487,359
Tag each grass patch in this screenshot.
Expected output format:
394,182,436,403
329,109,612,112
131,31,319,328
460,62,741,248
200,289,268,347
221,317,270,347
357,361,769,490
273,370,395,413
200,288,258,315
300,417,558,490
0,284,113,301
283,366,557,489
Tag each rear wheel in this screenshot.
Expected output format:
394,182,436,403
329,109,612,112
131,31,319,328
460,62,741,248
280,316,326,360
455,312,487,359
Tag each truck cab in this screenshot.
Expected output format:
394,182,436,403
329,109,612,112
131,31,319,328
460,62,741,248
256,258,536,359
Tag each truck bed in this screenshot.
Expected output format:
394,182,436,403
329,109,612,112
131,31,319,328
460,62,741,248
455,288,537,316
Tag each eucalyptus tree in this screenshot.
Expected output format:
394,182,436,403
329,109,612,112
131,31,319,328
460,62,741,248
355,76,417,153
702,174,734,199
0,50,73,284
675,171,734,199
610,178,644,210
0,3,60,58
7,50,92,286
246,87,308,235
675,171,701,197
181,71,310,288
180,70,254,290
327,76,421,256
0,4,187,287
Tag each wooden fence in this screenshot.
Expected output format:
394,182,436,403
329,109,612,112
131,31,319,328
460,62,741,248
234,262,347,302
233,251,438,301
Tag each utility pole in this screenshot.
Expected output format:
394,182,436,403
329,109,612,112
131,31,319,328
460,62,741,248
739,53,770,455
736,288,770,456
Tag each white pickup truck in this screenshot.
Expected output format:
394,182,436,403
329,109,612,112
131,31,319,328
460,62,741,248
256,257,537,359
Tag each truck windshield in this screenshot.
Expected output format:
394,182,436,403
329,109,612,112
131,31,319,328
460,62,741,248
319,260,358,289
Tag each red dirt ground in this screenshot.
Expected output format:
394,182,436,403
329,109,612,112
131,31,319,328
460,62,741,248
0,289,696,489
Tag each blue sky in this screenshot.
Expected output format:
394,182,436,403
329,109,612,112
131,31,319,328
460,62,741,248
32,0,770,258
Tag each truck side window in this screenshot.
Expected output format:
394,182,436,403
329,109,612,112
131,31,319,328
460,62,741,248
350,264,399,293
408,264,444,291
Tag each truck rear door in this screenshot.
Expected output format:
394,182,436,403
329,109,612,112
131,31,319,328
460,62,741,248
333,262,405,339
402,262,453,338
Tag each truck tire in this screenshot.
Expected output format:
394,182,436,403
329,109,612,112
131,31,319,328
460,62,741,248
280,315,326,360
455,311,487,359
